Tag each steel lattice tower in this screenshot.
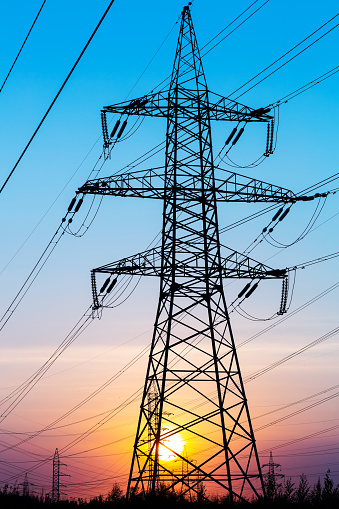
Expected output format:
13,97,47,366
147,381,159,491
79,5,308,502
22,473,29,497
52,448,60,502
262,451,284,500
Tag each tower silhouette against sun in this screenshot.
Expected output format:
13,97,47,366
79,5,306,502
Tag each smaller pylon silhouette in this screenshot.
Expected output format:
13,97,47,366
19,473,34,497
262,451,284,500
181,447,194,501
22,473,29,497
147,381,159,491
52,448,60,502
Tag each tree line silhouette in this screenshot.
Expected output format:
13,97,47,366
1,470,339,508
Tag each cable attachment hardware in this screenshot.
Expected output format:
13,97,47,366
67,197,77,212
277,275,289,315
232,126,245,146
269,119,274,154
99,277,111,294
238,282,251,299
101,110,110,150
244,281,259,298
106,278,117,293
91,273,119,315
264,119,275,157
271,207,284,222
225,126,238,145
91,270,100,312
110,119,120,139
116,118,128,139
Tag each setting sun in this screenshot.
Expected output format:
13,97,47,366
158,433,185,462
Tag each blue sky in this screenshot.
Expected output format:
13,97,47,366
0,0,339,499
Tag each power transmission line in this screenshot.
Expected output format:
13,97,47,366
0,0,118,195
269,63,339,107
238,279,339,348
201,0,269,58
0,344,148,451
3,307,339,488
1,3,338,494
261,421,339,455
151,0,270,93
0,172,336,431
0,15,185,279
0,0,47,93
244,325,339,383
231,12,339,99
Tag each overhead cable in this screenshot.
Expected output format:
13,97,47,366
238,279,339,348
0,306,93,420
0,0,47,93
0,0,118,195
201,1,269,58
0,146,112,331
253,383,339,423
269,64,339,107
1,388,143,484
0,226,66,332
152,0,270,93
0,197,84,332
0,148,103,278
289,250,339,270
260,421,339,456
0,349,147,453
4,304,339,483
0,17,180,276
244,325,339,383
231,12,339,99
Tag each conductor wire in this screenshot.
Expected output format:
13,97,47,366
0,0,47,93
231,13,339,100
0,0,118,195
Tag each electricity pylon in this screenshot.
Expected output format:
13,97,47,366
78,5,311,503
19,473,35,497
262,451,284,500
22,473,29,497
147,381,159,492
51,448,69,501
52,448,60,502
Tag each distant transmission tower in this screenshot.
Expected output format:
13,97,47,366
147,381,159,491
52,448,60,502
262,451,284,499
79,5,310,503
22,472,29,497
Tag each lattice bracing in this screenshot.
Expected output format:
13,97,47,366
91,246,285,281
52,448,60,503
79,166,298,203
79,4,307,503
101,87,273,123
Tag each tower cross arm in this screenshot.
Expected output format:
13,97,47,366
102,91,169,118
78,167,166,200
214,172,297,203
222,250,286,279
207,91,272,122
102,90,272,123
78,168,314,204
92,246,286,281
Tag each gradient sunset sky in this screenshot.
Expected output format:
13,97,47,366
0,0,339,500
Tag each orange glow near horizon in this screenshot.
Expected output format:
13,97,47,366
158,433,185,461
